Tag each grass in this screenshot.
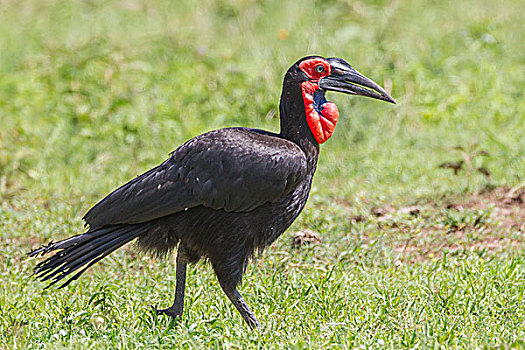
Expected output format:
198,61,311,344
1,0,525,348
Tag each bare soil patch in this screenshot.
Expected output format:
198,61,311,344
360,185,525,263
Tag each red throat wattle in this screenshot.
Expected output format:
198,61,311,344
301,81,339,144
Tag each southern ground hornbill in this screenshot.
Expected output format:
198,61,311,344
29,56,395,328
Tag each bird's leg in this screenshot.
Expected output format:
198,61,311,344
217,278,261,329
156,245,188,319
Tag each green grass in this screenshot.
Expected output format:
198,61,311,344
1,0,525,348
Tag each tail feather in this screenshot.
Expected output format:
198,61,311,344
29,224,151,288
40,227,138,285
56,237,133,289
33,228,130,280
34,226,136,281
29,226,117,258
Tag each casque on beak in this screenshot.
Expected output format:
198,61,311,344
319,57,396,104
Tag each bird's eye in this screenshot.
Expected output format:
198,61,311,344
315,65,325,73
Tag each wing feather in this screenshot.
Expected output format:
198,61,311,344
83,128,307,229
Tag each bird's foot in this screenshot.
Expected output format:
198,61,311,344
246,317,261,330
151,305,183,320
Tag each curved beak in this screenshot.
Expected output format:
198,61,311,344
319,57,396,104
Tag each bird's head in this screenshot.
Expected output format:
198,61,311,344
284,56,395,144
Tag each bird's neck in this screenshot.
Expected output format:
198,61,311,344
278,83,320,171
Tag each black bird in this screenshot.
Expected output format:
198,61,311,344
29,56,395,328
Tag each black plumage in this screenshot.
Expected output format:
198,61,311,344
29,56,395,328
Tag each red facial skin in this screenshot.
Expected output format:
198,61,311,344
299,58,339,144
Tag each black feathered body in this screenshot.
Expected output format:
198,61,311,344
31,123,320,288
99,127,318,287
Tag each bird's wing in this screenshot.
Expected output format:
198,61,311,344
83,128,307,229
175,128,308,212
82,157,199,229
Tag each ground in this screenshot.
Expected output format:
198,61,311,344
1,0,525,348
